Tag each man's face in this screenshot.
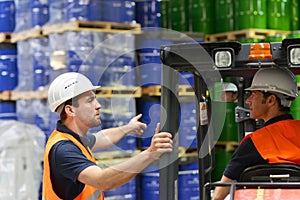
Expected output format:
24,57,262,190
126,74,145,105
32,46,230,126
221,91,238,102
73,91,102,130
245,91,268,120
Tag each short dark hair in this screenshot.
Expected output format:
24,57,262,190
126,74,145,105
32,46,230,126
60,97,80,122
262,92,290,113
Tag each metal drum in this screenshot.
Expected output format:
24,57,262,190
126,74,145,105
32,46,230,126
211,146,234,182
168,0,186,31
187,0,214,34
238,38,262,44
263,34,286,42
214,0,235,33
160,0,169,28
212,101,239,142
290,0,299,31
267,0,291,30
286,31,300,39
235,0,267,30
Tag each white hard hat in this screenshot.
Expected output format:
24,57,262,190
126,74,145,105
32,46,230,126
245,67,298,98
222,82,238,92
48,72,100,113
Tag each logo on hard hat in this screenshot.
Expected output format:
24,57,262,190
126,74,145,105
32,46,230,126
64,81,78,90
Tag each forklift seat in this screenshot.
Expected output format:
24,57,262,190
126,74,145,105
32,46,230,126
238,164,300,182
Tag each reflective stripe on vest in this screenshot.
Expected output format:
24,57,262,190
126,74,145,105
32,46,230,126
42,130,104,200
249,120,300,164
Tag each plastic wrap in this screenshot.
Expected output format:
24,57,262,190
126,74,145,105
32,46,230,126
0,120,45,199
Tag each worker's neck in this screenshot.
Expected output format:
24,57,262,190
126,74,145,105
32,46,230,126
63,119,88,137
263,110,287,123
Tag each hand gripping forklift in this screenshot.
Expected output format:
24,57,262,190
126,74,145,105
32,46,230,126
158,38,300,200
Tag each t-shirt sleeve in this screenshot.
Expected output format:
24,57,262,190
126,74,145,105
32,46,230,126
51,140,96,183
223,137,268,180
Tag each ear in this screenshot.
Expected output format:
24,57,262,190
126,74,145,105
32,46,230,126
65,105,75,116
268,95,277,105
233,92,238,99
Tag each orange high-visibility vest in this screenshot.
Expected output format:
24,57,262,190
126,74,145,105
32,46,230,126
247,120,300,164
43,130,104,200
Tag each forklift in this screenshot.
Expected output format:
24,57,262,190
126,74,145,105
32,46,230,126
158,38,300,199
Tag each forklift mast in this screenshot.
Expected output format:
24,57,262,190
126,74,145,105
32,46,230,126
159,38,300,199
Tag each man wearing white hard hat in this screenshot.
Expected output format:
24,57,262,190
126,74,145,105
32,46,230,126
43,72,173,200
220,82,238,102
213,67,300,200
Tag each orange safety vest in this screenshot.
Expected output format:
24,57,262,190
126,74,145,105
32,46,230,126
245,120,300,165
43,130,104,200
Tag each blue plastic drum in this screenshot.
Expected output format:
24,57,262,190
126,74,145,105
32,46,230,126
137,39,173,86
30,0,49,27
0,0,15,32
0,43,17,91
135,0,161,27
0,101,17,120
101,0,135,23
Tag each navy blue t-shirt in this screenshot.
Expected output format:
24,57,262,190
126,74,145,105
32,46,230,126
223,114,294,180
49,121,97,200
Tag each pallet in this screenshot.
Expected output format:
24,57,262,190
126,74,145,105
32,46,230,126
142,85,194,96
11,28,43,43
42,20,142,36
205,28,290,42
179,148,198,165
179,85,195,96
10,89,48,100
215,141,239,152
0,90,48,101
0,91,11,101
0,87,141,101
0,33,12,43
96,86,142,98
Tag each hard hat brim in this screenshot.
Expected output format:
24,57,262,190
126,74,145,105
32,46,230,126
244,86,298,98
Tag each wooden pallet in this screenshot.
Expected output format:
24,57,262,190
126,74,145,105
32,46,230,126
0,87,141,100
142,85,194,96
0,33,12,43
178,146,198,156
141,85,161,96
205,29,290,42
0,90,48,101
179,85,195,96
0,91,11,101
42,20,142,35
10,89,48,100
215,141,239,152
96,86,142,98
11,28,43,42
178,147,198,164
